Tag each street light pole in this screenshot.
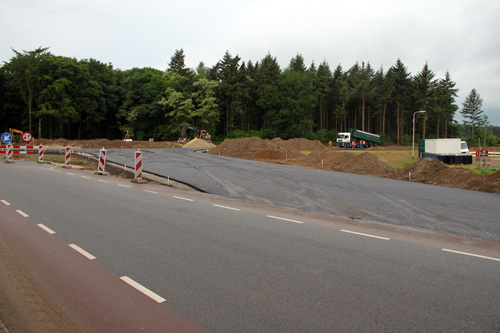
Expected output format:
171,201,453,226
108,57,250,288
412,110,426,159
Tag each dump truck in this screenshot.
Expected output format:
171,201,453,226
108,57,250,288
337,129,380,148
418,138,472,165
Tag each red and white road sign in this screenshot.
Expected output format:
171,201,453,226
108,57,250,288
98,148,106,173
65,146,71,166
135,150,143,180
38,144,44,163
22,131,33,143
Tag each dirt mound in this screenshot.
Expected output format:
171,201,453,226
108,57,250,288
403,158,448,177
486,170,500,180
251,149,284,160
210,137,326,160
270,137,326,152
210,137,267,159
183,138,216,148
341,152,396,176
401,158,500,193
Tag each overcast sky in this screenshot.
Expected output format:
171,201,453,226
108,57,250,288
1,0,499,126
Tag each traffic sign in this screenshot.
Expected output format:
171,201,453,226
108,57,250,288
1,132,12,144
22,131,33,143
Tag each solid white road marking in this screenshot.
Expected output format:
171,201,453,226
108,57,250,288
37,224,56,234
173,196,193,202
340,229,390,240
213,204,241,211
118,184,131,188
267,215,304,224
69,244,96,260
0,200,10,206
144,190,158,194
16,210,29,218
442,249,500,262
120,276,166,303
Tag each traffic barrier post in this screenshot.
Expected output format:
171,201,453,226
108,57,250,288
132,149,147,184
95,148,108,175
63,146,72,168
5,144,14,163
38,145,44,163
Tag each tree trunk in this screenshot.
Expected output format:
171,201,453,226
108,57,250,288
423,115,426,140
397,102,400,144
361,95,365,131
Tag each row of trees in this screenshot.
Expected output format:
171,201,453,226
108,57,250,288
0,47,488,144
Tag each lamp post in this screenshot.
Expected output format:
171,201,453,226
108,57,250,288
412,110,426,158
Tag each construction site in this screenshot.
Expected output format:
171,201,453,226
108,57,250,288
5,136,495,195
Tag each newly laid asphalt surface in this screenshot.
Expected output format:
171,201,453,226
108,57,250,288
79,148,500,241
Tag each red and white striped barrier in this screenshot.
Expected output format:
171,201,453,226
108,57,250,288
38,144,44,163
132,150,147,183
95,148,107,175
0,145,36,154
63,146,72,168
4,144,14,163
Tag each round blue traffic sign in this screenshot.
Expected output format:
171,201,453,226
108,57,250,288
1,133,12,144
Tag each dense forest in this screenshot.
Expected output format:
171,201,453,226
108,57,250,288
1,47,497,145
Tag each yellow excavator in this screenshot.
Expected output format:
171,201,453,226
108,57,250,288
9,128,24,142
178,123,212,143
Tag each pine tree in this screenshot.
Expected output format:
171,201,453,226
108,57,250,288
460,88,483,138
412,62,438,139
389,59,411,143
167,49,191,77
436,71,458,138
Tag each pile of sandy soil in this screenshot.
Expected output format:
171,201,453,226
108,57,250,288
183,138,216,148
211,137,500,194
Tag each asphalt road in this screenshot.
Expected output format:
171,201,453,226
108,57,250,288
80,148,500,241
1,161,500,331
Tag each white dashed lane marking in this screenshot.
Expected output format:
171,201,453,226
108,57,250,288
37,224,56,234
16,210,30,218
120,276,166,303
442,249,500,262
173,196,194,202
213,204,241,211
267,215,304,224
69,244,96,260
340,229,390,240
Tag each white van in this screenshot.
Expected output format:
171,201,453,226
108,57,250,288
461,141,470,154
